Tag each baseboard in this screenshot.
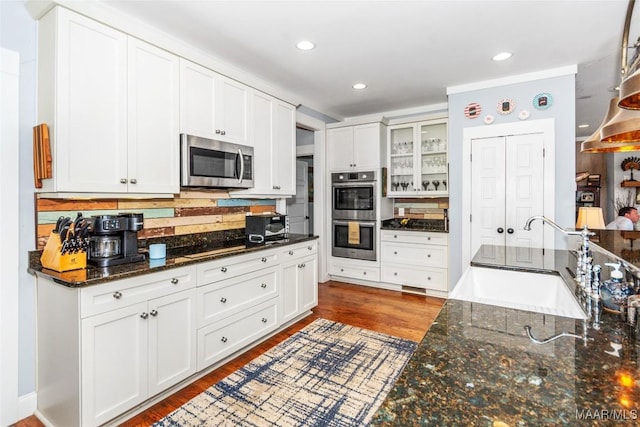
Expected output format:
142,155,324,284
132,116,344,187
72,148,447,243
18,392,37,421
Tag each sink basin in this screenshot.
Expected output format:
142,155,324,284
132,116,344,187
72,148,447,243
450,267,587,319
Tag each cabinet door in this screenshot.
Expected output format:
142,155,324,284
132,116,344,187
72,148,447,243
215,75,251,145
128,38,180,193
327,127,355,171
272,100,296,194
54,8,128,192
299,256,318,312
179,59,217,139
387,124,416,195
81,302,148,427
280,260,301,324
148,289,196,396
353,123,381,170
417,121,448,196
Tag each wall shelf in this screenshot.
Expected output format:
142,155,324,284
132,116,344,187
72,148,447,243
620,180,640,187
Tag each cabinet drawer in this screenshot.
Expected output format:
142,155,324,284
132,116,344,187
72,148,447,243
80,266,196,318
197,266,278,327
197,299,278,371
381,264,447,291
330,262,380,282
381,243,446,267
381,230,448,246
197,250,277,285
280,241,318,260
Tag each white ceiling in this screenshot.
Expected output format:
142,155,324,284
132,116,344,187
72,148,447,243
103,0,632,139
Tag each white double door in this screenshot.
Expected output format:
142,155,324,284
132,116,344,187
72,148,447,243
470,133,545,259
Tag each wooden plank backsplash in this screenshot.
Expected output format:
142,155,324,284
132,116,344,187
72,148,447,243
35,190,276,250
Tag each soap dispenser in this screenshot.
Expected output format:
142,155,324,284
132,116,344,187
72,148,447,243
601,263,635,312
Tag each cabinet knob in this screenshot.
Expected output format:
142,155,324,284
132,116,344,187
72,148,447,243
340,268,344,272
129,178,137,184
298,264,303,268
507,228,514,234
261,257,267,262
120,178,127,184
289,250,294,255
113,291,122,299
394,251,398,255
273,185,278,190
261,317,268,323
261,283,267,288
221,267,227,273
150,309,158,317
171,278,179,285
221,130,226,135
221,336,228,343
427,276,431,281
216,129,221,134
308,246,312,250
427,254,431,258
363,271,367,275
220,297,227,303
394,272,398,276
427,237,431,240
140,312,148,319
394,235,398,239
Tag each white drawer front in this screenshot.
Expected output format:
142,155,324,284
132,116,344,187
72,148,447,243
330,263,380,282
381,230,448,246
197,252,277,285
80,266,196,318
197,299,278,370
382,265,447,291
381,243,446,267
197,267,278,327
280,241,318,260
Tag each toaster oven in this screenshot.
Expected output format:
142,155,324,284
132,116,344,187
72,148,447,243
246,214,289,244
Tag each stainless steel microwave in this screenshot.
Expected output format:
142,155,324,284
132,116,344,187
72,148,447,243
180,134,254,189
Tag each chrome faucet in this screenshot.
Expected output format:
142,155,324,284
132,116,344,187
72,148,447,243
523,215,596,291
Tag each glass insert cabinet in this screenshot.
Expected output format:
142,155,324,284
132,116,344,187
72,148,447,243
387,119,448,197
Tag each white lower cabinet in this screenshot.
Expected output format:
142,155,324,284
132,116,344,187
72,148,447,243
36,240,318,427
81,289,196,426
329,258,381,282
381,230,448,293
280,242,318,325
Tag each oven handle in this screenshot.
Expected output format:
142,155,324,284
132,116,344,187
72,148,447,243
332,220,376,227
332,182,375,188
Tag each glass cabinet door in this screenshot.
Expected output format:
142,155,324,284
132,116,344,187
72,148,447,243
418,122,448,195
388,125,416,193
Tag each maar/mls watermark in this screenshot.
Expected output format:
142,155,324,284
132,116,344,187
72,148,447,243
576,408,638,421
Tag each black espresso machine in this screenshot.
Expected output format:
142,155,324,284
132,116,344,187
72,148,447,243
87,213,145,267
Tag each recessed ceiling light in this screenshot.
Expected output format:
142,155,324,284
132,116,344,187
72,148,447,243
578,124,590,128
492,52,513,61
352,83,367,90
296,40,315,51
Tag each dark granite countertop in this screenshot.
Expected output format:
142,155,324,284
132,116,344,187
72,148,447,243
28,234,318,288
372,245,640,426
381,218,448,233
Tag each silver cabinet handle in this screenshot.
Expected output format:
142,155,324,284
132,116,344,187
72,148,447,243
394,272,398,276
302,263,306,268
427,254,431,258
261,257,267,262
150,310,158,317
427,236,431,240
261,317,267,323
394,251,398,255
221,130,226,135
171,278,178,285
308,246,312,250
340,268,344,272
120,178,127,184
261,283,267,288
113,291,122,299
221,267,227,273
394,235,398,239
298,264,303,268
215,129,221,134
220,297,227,303
140,312,148,319
129,178,137,184
289,250,294,255
363,271,367,275
427,276,431,281
221,336,228,343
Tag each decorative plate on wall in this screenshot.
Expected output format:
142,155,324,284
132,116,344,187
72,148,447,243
464,102,482,118
496,98,515,115
533,93,553,110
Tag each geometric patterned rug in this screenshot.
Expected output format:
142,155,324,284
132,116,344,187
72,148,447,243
152,318,417,426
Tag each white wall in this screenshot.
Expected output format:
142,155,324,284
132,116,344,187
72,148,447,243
0,0,38,413
448,71,577,285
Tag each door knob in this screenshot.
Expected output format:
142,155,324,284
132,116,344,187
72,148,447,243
497,227,504,234
507,228,514,234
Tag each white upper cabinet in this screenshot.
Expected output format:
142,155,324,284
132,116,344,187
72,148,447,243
180,59,251,146
387,119,448,197
231,91,295,198
37,7,179,194
327,123,385,172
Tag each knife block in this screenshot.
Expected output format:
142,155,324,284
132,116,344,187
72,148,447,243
40,232,86,272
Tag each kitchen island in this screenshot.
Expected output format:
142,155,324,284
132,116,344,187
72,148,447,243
371,245,640,426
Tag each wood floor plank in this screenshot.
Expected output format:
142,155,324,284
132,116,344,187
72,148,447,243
12,281,444,427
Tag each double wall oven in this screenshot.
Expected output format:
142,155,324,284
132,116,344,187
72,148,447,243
331,171,377,261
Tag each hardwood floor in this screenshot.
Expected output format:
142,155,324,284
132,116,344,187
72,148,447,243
13,280,444,427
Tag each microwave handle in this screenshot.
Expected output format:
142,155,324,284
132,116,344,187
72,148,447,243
237,149,244,183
